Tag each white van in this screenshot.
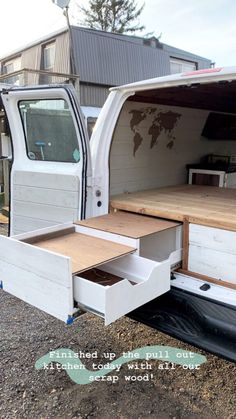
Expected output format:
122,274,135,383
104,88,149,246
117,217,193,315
0,67,236,362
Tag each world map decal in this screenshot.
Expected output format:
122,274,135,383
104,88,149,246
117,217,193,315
129,108,182,156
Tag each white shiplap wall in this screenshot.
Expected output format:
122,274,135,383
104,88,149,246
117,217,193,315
109,101,236,196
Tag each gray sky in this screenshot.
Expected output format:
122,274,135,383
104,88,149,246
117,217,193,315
0,0,235,66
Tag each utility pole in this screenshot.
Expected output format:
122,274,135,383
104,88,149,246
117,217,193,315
52,0,77,76
63,5,77,76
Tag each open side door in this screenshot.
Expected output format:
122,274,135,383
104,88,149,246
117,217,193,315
1,85,91,235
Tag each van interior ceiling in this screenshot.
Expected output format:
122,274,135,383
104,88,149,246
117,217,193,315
109,80,236,197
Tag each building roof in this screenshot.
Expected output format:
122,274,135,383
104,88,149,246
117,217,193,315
0,26,212,87
71,27,211,86
0,27,68,61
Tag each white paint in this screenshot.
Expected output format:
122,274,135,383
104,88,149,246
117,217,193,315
140,226,182,263
110,67,236,93
13,200,78,224
172,272,236,307
189,224,236,284
2,68,236,322
75,224,182,266
75,224,138,250
188,168,226,187
74,254,170,325
90,67,236,215
0,234,74,322
189,224,236,254
109,101,236,196
81,106,101,119
225,173,236,188
189,245,236,284
0,221,170,325
12,216,61,235
1,134,12,158
1,86,91,235
12,221,74,240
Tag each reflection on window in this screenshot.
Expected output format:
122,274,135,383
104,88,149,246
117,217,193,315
19,99,80,163
2,56,21,85
43,43,55,70
41,42,56,83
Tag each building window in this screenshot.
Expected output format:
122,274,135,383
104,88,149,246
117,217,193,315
41,42,56,84
170,58,197,74
2,56,21,84
42,42,56,71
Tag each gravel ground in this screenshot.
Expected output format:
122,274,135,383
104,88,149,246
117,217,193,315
0,225,236,419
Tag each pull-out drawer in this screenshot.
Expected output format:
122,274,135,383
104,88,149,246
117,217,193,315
0,222,170,325
74,254,170,325
77,212,182,268
188,223,236,285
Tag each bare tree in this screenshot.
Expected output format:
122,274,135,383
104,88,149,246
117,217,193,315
78,0,145,33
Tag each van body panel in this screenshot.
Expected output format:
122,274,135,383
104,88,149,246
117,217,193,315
1,85,92,235
1,68,236,360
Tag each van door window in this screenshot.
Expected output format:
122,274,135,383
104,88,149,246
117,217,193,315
19,99,80,163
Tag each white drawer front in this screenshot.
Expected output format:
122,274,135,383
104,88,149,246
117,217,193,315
0,223,170,325
74,254,170,325
0,234,74,323
189,223,236,284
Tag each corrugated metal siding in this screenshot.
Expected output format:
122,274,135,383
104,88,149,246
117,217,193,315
71,27,211,86
0,27,212,107
80,83,110,107
72,27,170,85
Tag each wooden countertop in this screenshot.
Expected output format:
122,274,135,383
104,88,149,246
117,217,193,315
77,212,180,239
34,232,135,275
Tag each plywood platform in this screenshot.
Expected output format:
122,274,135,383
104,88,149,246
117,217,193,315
34,232,135,275
77,212,180,239
110,185,236,231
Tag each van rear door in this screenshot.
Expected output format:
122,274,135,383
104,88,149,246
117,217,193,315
1,85,91,235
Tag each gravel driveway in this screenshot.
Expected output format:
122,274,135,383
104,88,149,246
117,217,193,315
1,290,236,419
0,225,236,419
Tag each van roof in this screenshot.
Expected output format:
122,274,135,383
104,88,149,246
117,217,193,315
110,66,236,93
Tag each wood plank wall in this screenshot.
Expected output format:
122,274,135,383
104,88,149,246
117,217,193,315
110,101,236,195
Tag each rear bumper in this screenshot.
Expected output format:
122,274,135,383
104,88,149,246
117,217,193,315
128,287,236,363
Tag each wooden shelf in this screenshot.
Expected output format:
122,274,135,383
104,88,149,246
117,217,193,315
77,211,180,239
34,232,135,275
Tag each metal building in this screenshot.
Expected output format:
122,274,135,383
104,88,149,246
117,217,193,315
0,26,212,110
0,27,212,210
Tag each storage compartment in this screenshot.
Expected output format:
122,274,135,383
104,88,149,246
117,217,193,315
139,226,182,267
109,91,236,197
188,223,236,285
0,220,171,325
74,253,170,325
77,212,182,268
